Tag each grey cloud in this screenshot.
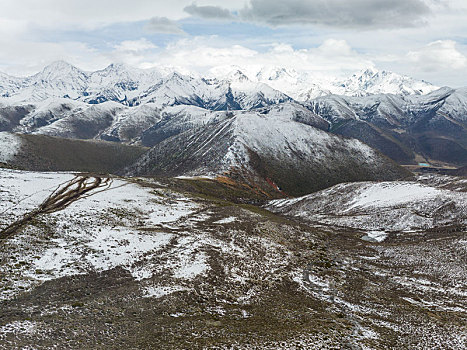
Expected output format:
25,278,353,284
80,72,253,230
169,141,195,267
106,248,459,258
184,3,234,20
240,0,431,29
145,17,186,35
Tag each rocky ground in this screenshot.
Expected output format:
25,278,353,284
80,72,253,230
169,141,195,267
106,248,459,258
0,170,466,349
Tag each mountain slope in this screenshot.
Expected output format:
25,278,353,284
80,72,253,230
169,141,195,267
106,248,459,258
127,104,410,196
0,99,164,143
268,176,467,239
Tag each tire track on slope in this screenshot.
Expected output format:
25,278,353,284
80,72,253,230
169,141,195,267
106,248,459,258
0,175,112,242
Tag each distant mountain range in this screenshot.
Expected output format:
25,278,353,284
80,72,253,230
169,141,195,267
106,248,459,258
0,61,438,106
0,61,465,195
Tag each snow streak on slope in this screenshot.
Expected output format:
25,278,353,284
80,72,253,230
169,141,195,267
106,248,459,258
0,132,22,163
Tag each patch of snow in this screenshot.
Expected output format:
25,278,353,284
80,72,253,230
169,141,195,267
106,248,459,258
173,251,209,279
0,321,37,337
347,182,442,210
85,229,173,272
0,169,75,223
0,132,22,163
143,285,189,298
213,217,237,224
241,310,251,318
362,231,388,242
175,175,216,180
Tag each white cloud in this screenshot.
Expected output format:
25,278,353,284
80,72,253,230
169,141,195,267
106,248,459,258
145,17,186,35
0,0,241,31
114,39,158,52
407,40,467,71
146,37,373,77
184,3,233,19
0,0,190,30
106,39,161,67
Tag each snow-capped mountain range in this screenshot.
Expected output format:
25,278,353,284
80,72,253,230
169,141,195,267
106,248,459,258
1,60,466,174
251,65,438,100
0,61,438,107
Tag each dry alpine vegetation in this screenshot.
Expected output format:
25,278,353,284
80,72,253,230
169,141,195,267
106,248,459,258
1,169,466,349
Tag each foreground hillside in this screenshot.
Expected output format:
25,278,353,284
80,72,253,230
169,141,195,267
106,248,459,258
0,169,466,349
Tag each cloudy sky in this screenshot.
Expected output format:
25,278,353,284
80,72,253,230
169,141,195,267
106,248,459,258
1,0,466,86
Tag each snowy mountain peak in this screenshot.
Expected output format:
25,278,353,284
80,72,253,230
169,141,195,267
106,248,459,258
98,63,146,77
164,71,191,83
31,61,88,94
359,67,379,77
37,61,84,78
340,67,438,97
256,66,296,81
226,70,250,83
105,62,130,71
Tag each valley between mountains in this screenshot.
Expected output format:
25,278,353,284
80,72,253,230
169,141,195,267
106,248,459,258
0,63,466,349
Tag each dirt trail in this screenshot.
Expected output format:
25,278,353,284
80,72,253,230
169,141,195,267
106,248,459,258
0,175,112,241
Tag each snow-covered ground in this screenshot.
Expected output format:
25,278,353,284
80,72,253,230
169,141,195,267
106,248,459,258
345,182,443,210
1,170,466,348
0,170,203,300
0,169,293,303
